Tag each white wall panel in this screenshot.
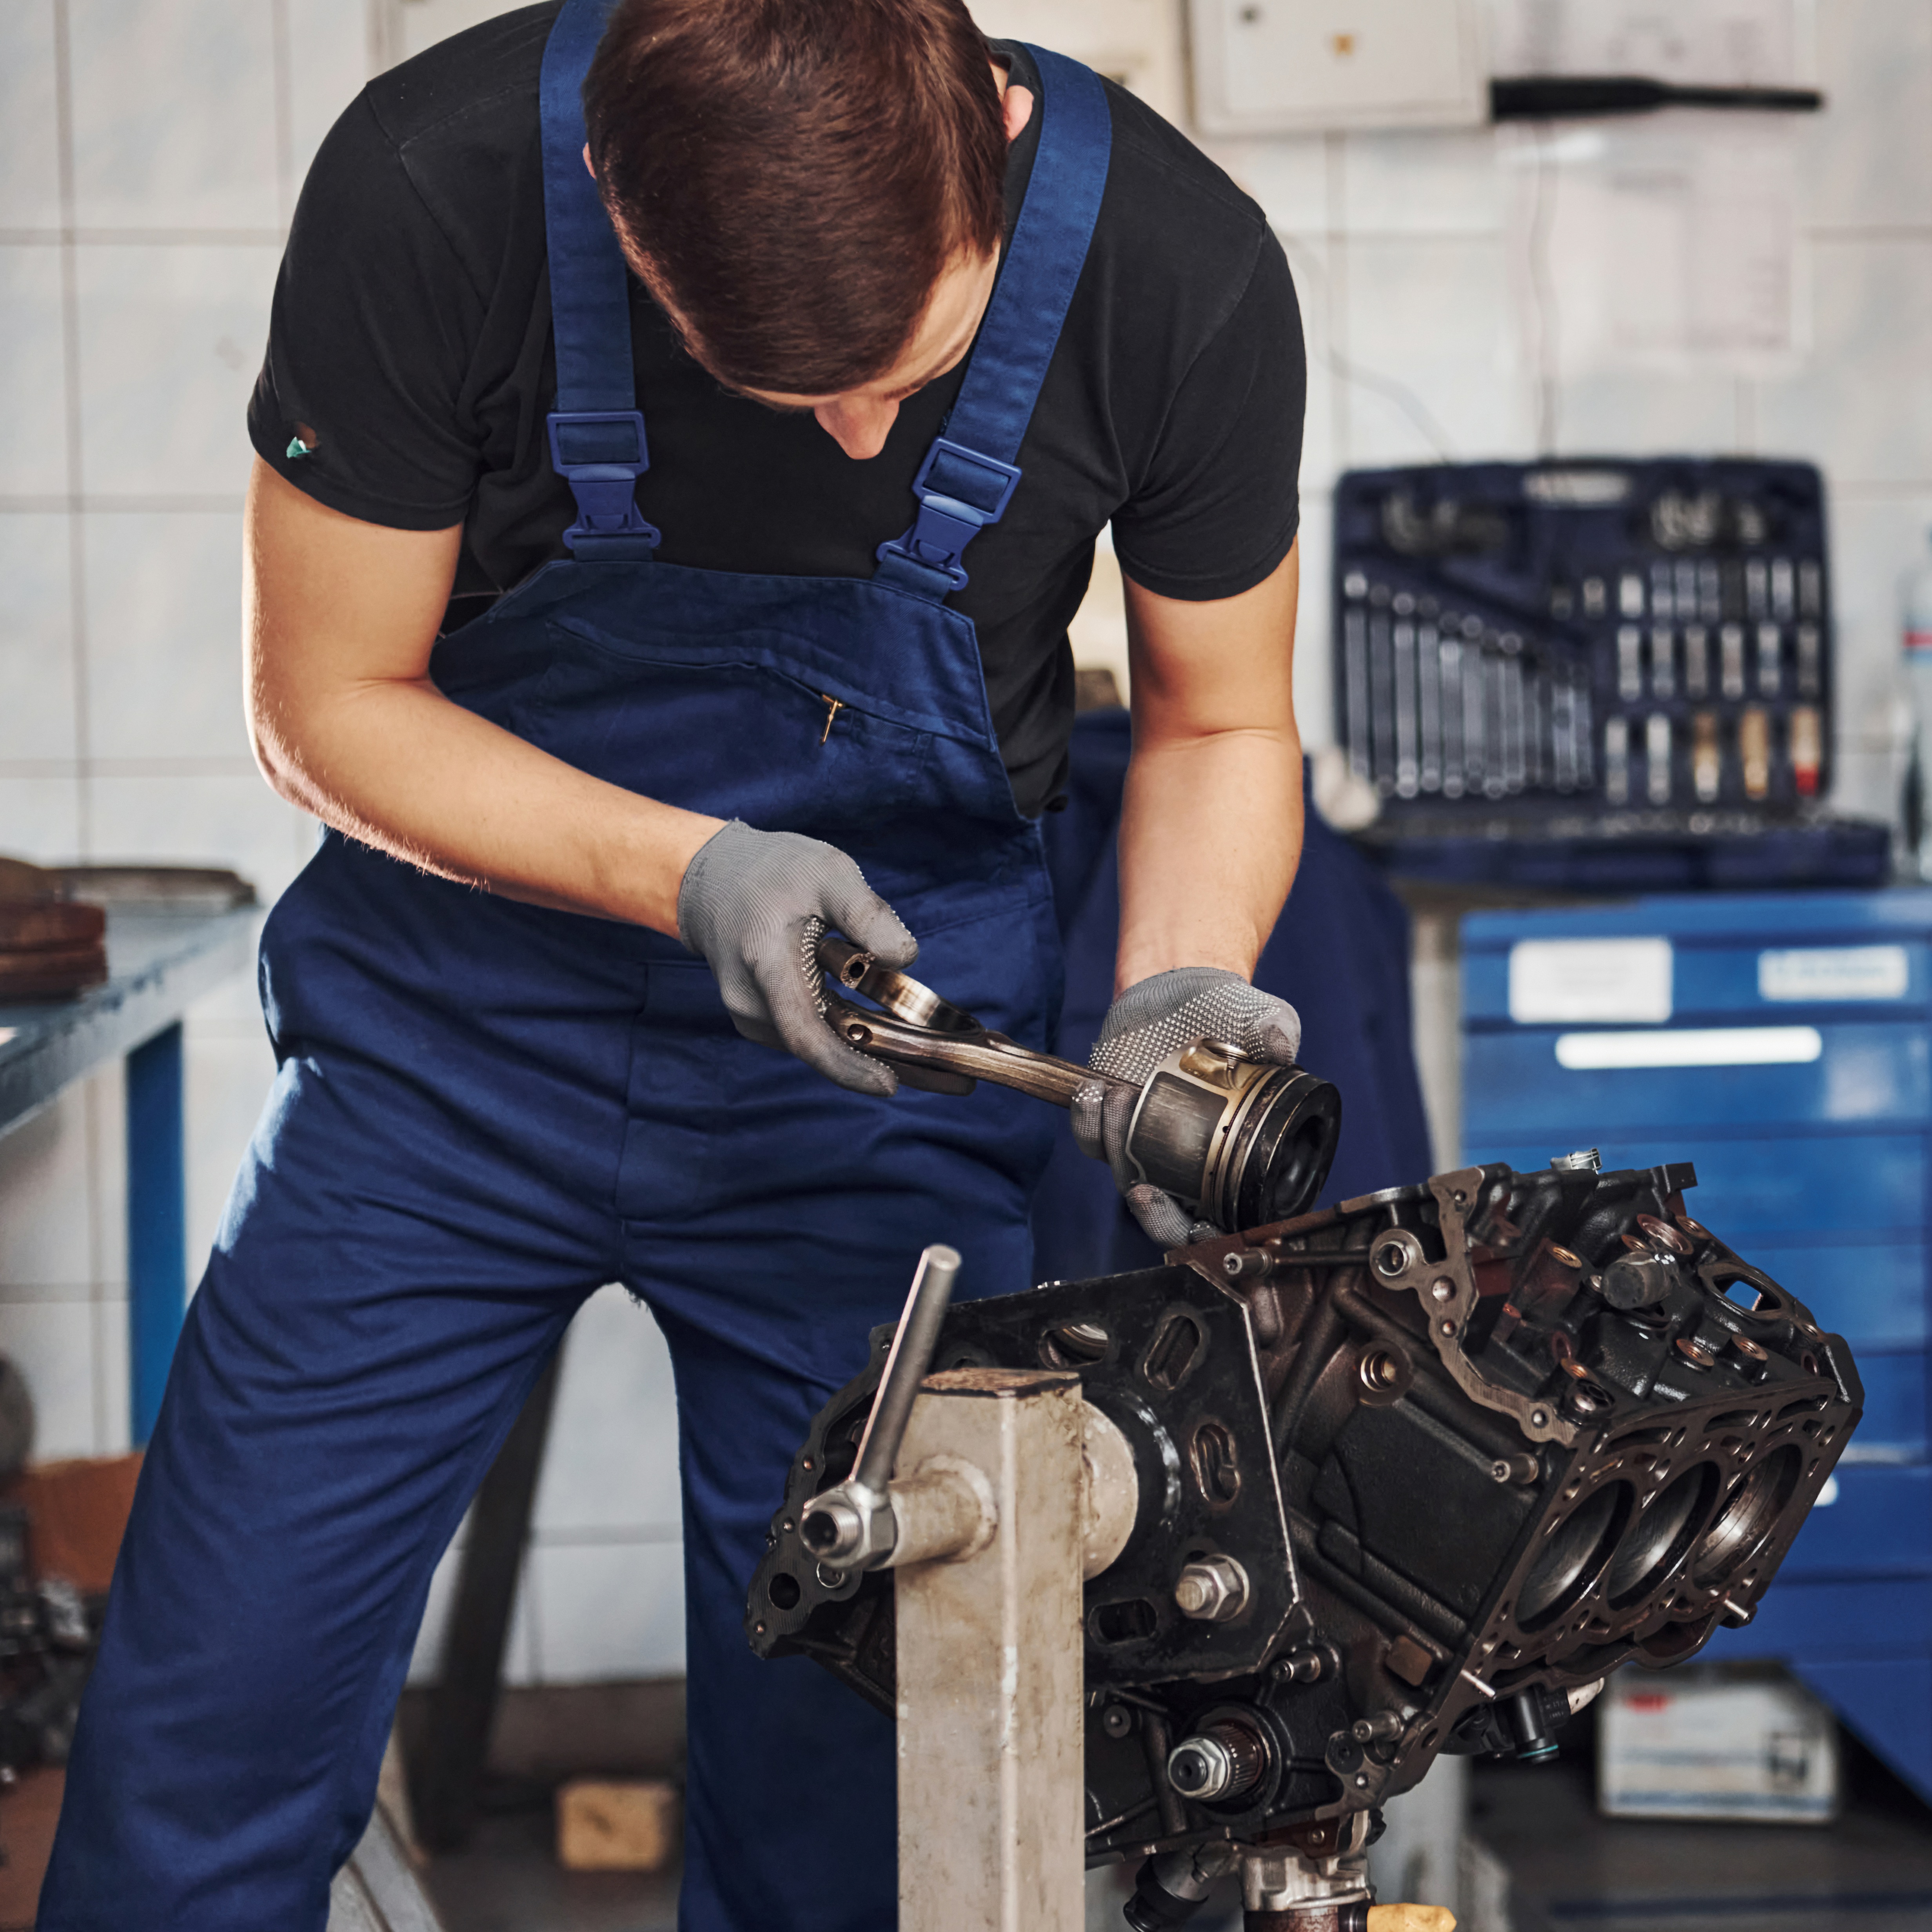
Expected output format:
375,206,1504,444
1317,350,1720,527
1338,233,1532,466
0,775,82,863
1340,126,1505,236
68,0,281,232
183,1022,276,1285
532,1287,685,1539
528,1540,686,1682
1798,0,1932,232
0,1,64,232
1552,371,1744,461
1293,491,1335,749
1758,238,1932,488
0,1302,102,1460
0,248,74,496
0,1089,97,1293
73,243,276,499
285,0,381,198
0,515,78,767
85,772,314,901
82,512,251,762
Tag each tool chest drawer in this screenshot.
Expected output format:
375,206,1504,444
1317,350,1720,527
1470,1133,1930,1240
1465,1032,1932,1135
1464,896,1932,1025
1844,1351,1929,1456
1779,1465,1932,1580
1719,1576,1932,1656
1729,1242,1929,1350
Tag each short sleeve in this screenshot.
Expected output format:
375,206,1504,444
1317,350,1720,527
1110,231,1304,602
247,94,487,530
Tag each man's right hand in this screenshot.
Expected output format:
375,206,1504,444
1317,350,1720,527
677,820,918,1097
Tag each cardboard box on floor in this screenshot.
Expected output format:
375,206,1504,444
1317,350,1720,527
3,1454,142,1594
1598,1663,1839,1823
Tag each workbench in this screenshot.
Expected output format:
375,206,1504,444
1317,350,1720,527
0,907,260,1444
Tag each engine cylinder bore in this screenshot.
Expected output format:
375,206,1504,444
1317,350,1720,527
1166,1717,1271,1803
1690,1444,1802,1591
1516,1482,1632,1629
1603,1463,1719,1608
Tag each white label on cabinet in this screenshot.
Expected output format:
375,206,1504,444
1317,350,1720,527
1509,937,1673,1023
1758,945,1909,1004
1554,1026,1822,1070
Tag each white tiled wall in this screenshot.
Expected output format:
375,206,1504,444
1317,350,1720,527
4,0,1928,1690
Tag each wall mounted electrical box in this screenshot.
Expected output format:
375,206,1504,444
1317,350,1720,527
1189,0,1486,133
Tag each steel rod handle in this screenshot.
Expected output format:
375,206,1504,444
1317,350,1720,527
854,1243,962,1496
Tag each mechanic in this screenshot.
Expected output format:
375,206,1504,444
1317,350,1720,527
40,1,1307,1925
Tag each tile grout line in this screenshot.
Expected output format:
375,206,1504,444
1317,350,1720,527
1323,131,1349,478
270,0,296,229
0,496,248,513
51,0,89,860
0,229,289,246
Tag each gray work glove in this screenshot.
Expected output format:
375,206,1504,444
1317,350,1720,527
1071,967,1303,1248
677,819,916,1097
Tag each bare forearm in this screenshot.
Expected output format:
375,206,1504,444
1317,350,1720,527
244,459,718,937
1113,544,1303,993
251,676,719,933
1114,725,1302,992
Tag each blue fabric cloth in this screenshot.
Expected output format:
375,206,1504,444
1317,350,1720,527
1032,708,1434,1281
38,10,1113,1929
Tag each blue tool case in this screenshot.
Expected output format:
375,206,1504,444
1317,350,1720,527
1461,888,1932,1797
1332,460,1889,889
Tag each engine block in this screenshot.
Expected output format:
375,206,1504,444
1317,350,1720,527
749,1155,1859,1870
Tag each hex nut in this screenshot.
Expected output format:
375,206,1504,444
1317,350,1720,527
1173,1554,1249,1622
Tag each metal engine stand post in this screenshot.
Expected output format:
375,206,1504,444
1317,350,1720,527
894,1366,1089,1932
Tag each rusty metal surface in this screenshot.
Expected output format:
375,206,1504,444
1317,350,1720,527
894,1371,1087,1932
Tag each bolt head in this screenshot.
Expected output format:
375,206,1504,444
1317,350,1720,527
1174,1554,1250,1622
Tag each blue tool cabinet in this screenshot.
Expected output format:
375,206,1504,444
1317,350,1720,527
1461,890,1932,1800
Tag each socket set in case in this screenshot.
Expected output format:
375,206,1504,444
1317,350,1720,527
1331,459,1888,889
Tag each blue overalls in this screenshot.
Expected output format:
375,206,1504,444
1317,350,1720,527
38,8,1110,1928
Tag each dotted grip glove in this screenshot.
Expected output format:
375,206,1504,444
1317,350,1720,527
1071,967,1304,1249
677,819,916,1097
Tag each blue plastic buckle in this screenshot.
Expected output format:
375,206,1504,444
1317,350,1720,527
546,409,660,552
875,438,1023,594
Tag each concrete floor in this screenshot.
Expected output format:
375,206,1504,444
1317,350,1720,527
418,1808,1169,1932
419,1794,680,1932
415,1728,1932,1932
1470,1729,1932,1932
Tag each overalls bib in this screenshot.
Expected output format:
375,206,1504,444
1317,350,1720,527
40,8,1111,1929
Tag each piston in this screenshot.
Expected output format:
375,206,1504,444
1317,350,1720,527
816,933,1340,1235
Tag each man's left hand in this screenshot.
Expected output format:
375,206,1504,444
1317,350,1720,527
1071,966,1303,1248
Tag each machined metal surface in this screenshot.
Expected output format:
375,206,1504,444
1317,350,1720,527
815,934,1342,1233
801,1243,961,1571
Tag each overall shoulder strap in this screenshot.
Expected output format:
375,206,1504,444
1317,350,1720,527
539,0,659,559
875,46,1113,603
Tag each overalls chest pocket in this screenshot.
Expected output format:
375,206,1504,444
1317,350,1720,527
524,615,937,834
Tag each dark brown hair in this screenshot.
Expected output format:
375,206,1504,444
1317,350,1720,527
583,0,1006,397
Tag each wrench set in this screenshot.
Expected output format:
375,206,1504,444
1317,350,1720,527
1335,460,1832,824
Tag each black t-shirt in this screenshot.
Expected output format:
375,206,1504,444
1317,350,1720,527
248,6,1305,816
